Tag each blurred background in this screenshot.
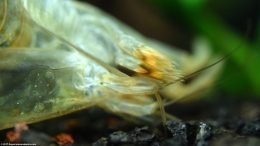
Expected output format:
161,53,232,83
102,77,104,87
81,0,260,99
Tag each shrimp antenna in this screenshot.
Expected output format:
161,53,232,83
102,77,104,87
164,20,252,107
171,51,229,85
166,20,252,87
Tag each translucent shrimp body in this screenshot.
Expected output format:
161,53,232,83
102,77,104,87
0,0,222,130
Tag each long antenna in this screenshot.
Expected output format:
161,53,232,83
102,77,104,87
165,20,252,87
163,20,252,107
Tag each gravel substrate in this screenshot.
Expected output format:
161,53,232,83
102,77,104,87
0,100,259,146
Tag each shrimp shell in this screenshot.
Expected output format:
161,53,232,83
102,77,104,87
0,0,32,48
0,0,163,130
0,0,222,130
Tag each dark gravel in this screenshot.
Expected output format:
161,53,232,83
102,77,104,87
0,100,259,146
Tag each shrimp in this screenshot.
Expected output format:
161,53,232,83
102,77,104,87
0,0,222,130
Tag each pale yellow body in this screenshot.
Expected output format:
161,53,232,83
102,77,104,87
0,0,222,130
